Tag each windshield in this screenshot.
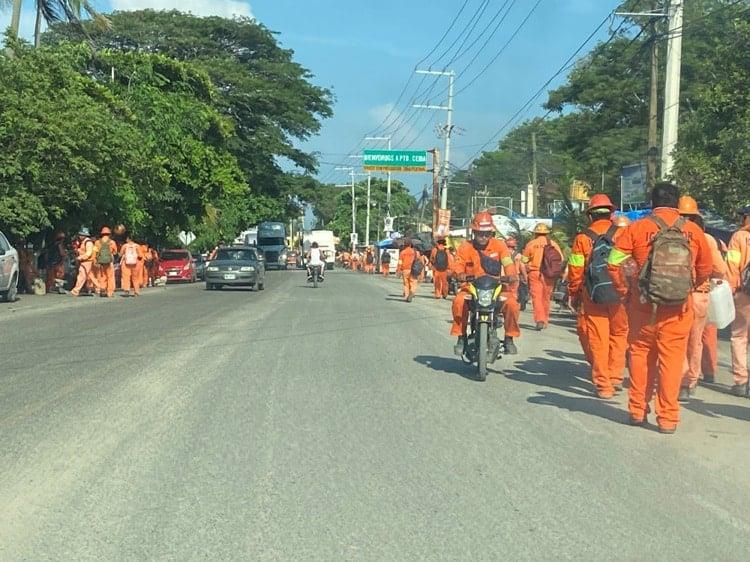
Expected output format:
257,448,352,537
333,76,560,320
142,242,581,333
258,237,285,247
161,251,189,261
216,249,257,261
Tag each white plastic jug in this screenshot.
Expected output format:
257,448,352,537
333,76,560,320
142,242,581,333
707,280,735,329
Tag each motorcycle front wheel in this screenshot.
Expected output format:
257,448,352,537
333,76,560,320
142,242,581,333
476,322,488,381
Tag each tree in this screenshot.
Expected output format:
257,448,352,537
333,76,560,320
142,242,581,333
45,10,334,213
2,1,108,46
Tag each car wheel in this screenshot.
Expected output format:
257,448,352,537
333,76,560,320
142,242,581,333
1,273,18,302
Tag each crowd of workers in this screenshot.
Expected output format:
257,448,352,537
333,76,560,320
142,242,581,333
44,225,160,298
345,181,748,435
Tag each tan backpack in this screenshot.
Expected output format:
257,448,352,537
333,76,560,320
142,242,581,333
637,215,693,306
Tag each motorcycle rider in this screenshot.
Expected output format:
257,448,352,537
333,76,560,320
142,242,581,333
450,212,520,355
306,242,325,281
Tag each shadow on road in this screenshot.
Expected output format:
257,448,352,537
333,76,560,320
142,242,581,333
683,398,750,422
414,355,494,382
504,356,594,398
545,349,588,363
527,391,628,424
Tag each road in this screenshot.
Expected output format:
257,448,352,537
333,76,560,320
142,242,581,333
2,270,750,560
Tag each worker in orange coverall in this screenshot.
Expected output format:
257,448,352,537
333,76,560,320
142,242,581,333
522,223,562,330
450,212,519,355
567,195,628,399
607,183,712,433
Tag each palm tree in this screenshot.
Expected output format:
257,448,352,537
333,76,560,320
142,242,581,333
3,0,107,47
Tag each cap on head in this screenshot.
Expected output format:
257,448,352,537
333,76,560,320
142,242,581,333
613,215,631,228
678,195,699,216
587,194,615,214
78,227,91,237
100,226,112,236
533,223,551,235
470,211,496,233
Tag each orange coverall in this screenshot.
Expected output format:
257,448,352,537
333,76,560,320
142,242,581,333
726,226,750,387
120,242,145,295
71,238,99,296
450,238,520,339
397,247,420,299
430,244,453,299
681,233,726,390
568,219,628,397
522,235,563,326
608,208,712,430
94,238,118,297
701,238,727,379
381,255,391,277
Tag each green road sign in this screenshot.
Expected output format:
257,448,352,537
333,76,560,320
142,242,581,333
363,149,427,172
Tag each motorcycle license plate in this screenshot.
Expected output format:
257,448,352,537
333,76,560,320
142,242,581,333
223,273,237,280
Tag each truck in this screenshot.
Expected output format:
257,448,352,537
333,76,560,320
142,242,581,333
257,222,289,270
302,230,337,270
237,227,257,247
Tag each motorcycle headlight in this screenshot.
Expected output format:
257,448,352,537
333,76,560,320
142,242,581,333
477,289,494,308
207,266,219,272
240,266,255,272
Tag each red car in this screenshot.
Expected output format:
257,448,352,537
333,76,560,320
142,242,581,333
159,249,196,283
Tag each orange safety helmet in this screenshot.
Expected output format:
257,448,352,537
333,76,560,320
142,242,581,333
100,226,112,236
678,195,699,216
587,194,615,213
613,215,631,228
470,211,496,232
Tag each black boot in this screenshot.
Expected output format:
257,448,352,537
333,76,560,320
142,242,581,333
504,337,518,355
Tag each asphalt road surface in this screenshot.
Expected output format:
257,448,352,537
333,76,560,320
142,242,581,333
2,270,750,560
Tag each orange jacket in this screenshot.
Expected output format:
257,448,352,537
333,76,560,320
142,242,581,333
726,226,750,291
397,247,417,273
607,208,712,310
522,235,563,271
697,232,727,291
568,219,621,299
76,238,95,262
451,238,517,279
120,242,145,266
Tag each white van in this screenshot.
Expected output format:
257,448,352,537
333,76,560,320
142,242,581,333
302,230,337,270
0,230,19,302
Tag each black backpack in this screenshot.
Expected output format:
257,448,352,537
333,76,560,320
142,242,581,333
584,226,620,304
433,248,448,272
410,254,424,278
381,251,391,264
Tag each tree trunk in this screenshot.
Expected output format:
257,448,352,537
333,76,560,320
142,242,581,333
10,0,22,40
34,1,42,48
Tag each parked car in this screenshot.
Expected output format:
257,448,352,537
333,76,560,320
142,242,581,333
0,230,19,302
205,246,265,291
193,254,207,281
159,249,196,283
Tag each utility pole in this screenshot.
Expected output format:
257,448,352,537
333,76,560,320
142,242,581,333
428,149,441,233
365,136,392,214
661,0,684,179
365,171,372,246
530,132,538,216
414,69,455,210
335,167,357,249
647,3,660,187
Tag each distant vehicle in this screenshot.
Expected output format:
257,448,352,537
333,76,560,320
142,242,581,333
302,230,337,270
0,230,19,302
205,246,265,291
159,249,196,283
239,227,258,247
192,254,207,281
257,222,288,270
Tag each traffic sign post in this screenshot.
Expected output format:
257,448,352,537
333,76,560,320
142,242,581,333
363,150,427,173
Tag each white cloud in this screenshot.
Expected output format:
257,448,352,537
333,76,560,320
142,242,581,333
368,103,395,125
111,0,252,18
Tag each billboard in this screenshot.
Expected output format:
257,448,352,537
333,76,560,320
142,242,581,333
621,164,647,205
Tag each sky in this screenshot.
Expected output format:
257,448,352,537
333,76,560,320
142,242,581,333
1,0,627,196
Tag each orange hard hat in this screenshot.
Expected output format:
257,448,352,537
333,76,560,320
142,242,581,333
470,211,496,232
613,215,630,227
100,226,112,235
533,223,551,235
678,195,699,215
588,194,615,213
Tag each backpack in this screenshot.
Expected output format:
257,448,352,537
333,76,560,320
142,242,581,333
124,244,139,266
433,248,448,272
381,251,391,264
584,226,620,304
96,241,113,265
540,240,563,279
638,215,693,306
366,253,374,265
410,253,424,278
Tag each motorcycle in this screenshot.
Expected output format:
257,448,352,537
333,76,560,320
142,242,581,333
459,275,507,381
307,264,324,288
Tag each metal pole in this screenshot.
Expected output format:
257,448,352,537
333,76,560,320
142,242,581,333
441,71,455,210
365,172,371,246
387,137,392,214
351,170,356,244
647,7,660,186
661,0,684,179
